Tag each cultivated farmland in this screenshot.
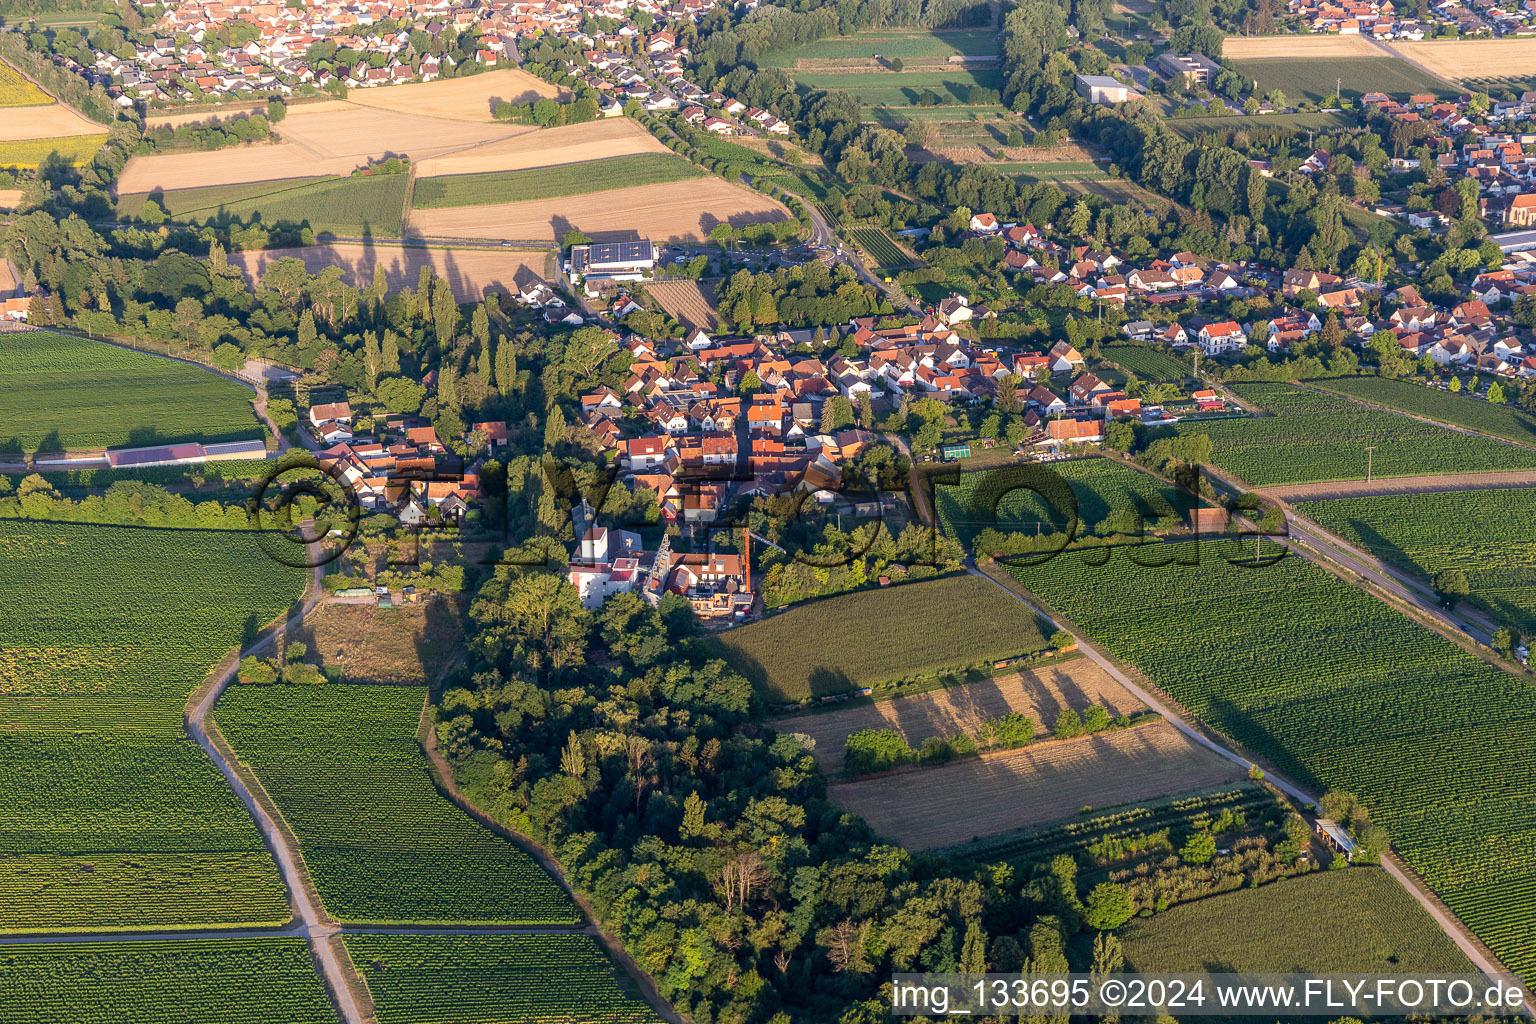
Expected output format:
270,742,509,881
1221,35,1381,59
0,330,262,454
1102,344,1189,381
413,153,704,208
123,173,409,236
1310,376,1536,447
0,521,305,931
792,67,1004,109
934,456,1203,545
346,934,657,1024
1389,38,1536,83
227,243,555,303
1122,868,1475,974
783,658,1142,774
1184,381,1536,486
760,28,998,66
215,683,578,924
828,720,1243,849
647,278,721,331
708,574,1050,702
0,938,339,1024
850,226,912,269
0,133,106,167
1005,545,1536,981
0,61,52,106
406,176,790,244
1296,487,1536,635
413,117,669,177
341,67,564,119
943,784,1272,863
1230,56,1453,103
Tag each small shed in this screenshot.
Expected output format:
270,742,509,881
1314,818,1357,862
1188,507,1230,534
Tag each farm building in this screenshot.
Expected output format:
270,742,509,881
1315,818,1357,862
1075,74,1135,104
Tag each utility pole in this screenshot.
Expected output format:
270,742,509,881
1366,445,1375,483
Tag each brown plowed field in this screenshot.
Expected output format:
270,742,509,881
342,68,563,120
415,118,669,177
407,177,790,244
0,101,103,142
827,720,1244,849
228,242,554,302
784,658,1143,775
1223,35,1379,58
647,279,721,331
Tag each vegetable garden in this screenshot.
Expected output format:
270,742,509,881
1183,382,1536,486
1295,487,1536,635
0,938,338,1024
346,934,657,1024
0,330,263,454
0,521,304,930
214,683,579,924
1005,545,1536,981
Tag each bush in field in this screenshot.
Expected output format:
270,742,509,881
844,728,917,774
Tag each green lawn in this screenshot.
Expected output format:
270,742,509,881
761,28,997,67
215,683,578,925
1231,56,1454,103
1122,868,1474,973
412,153,705,209
707,574,1049,702
0,330,262,454
793,67,1003,107
0,521,305,931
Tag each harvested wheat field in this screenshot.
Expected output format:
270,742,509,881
228,242,554,302
0,258,18,294
415,118,669,177
0,190,22,211
289,599,463,685
0,101,103,142
648,279,721,331
274,105,533,161
409,177,790,244
342,69,564,120
828,720,1244,849
1389,39,1536,81
786,659,1144,775
1223,34,1380,59
116,142,359,192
